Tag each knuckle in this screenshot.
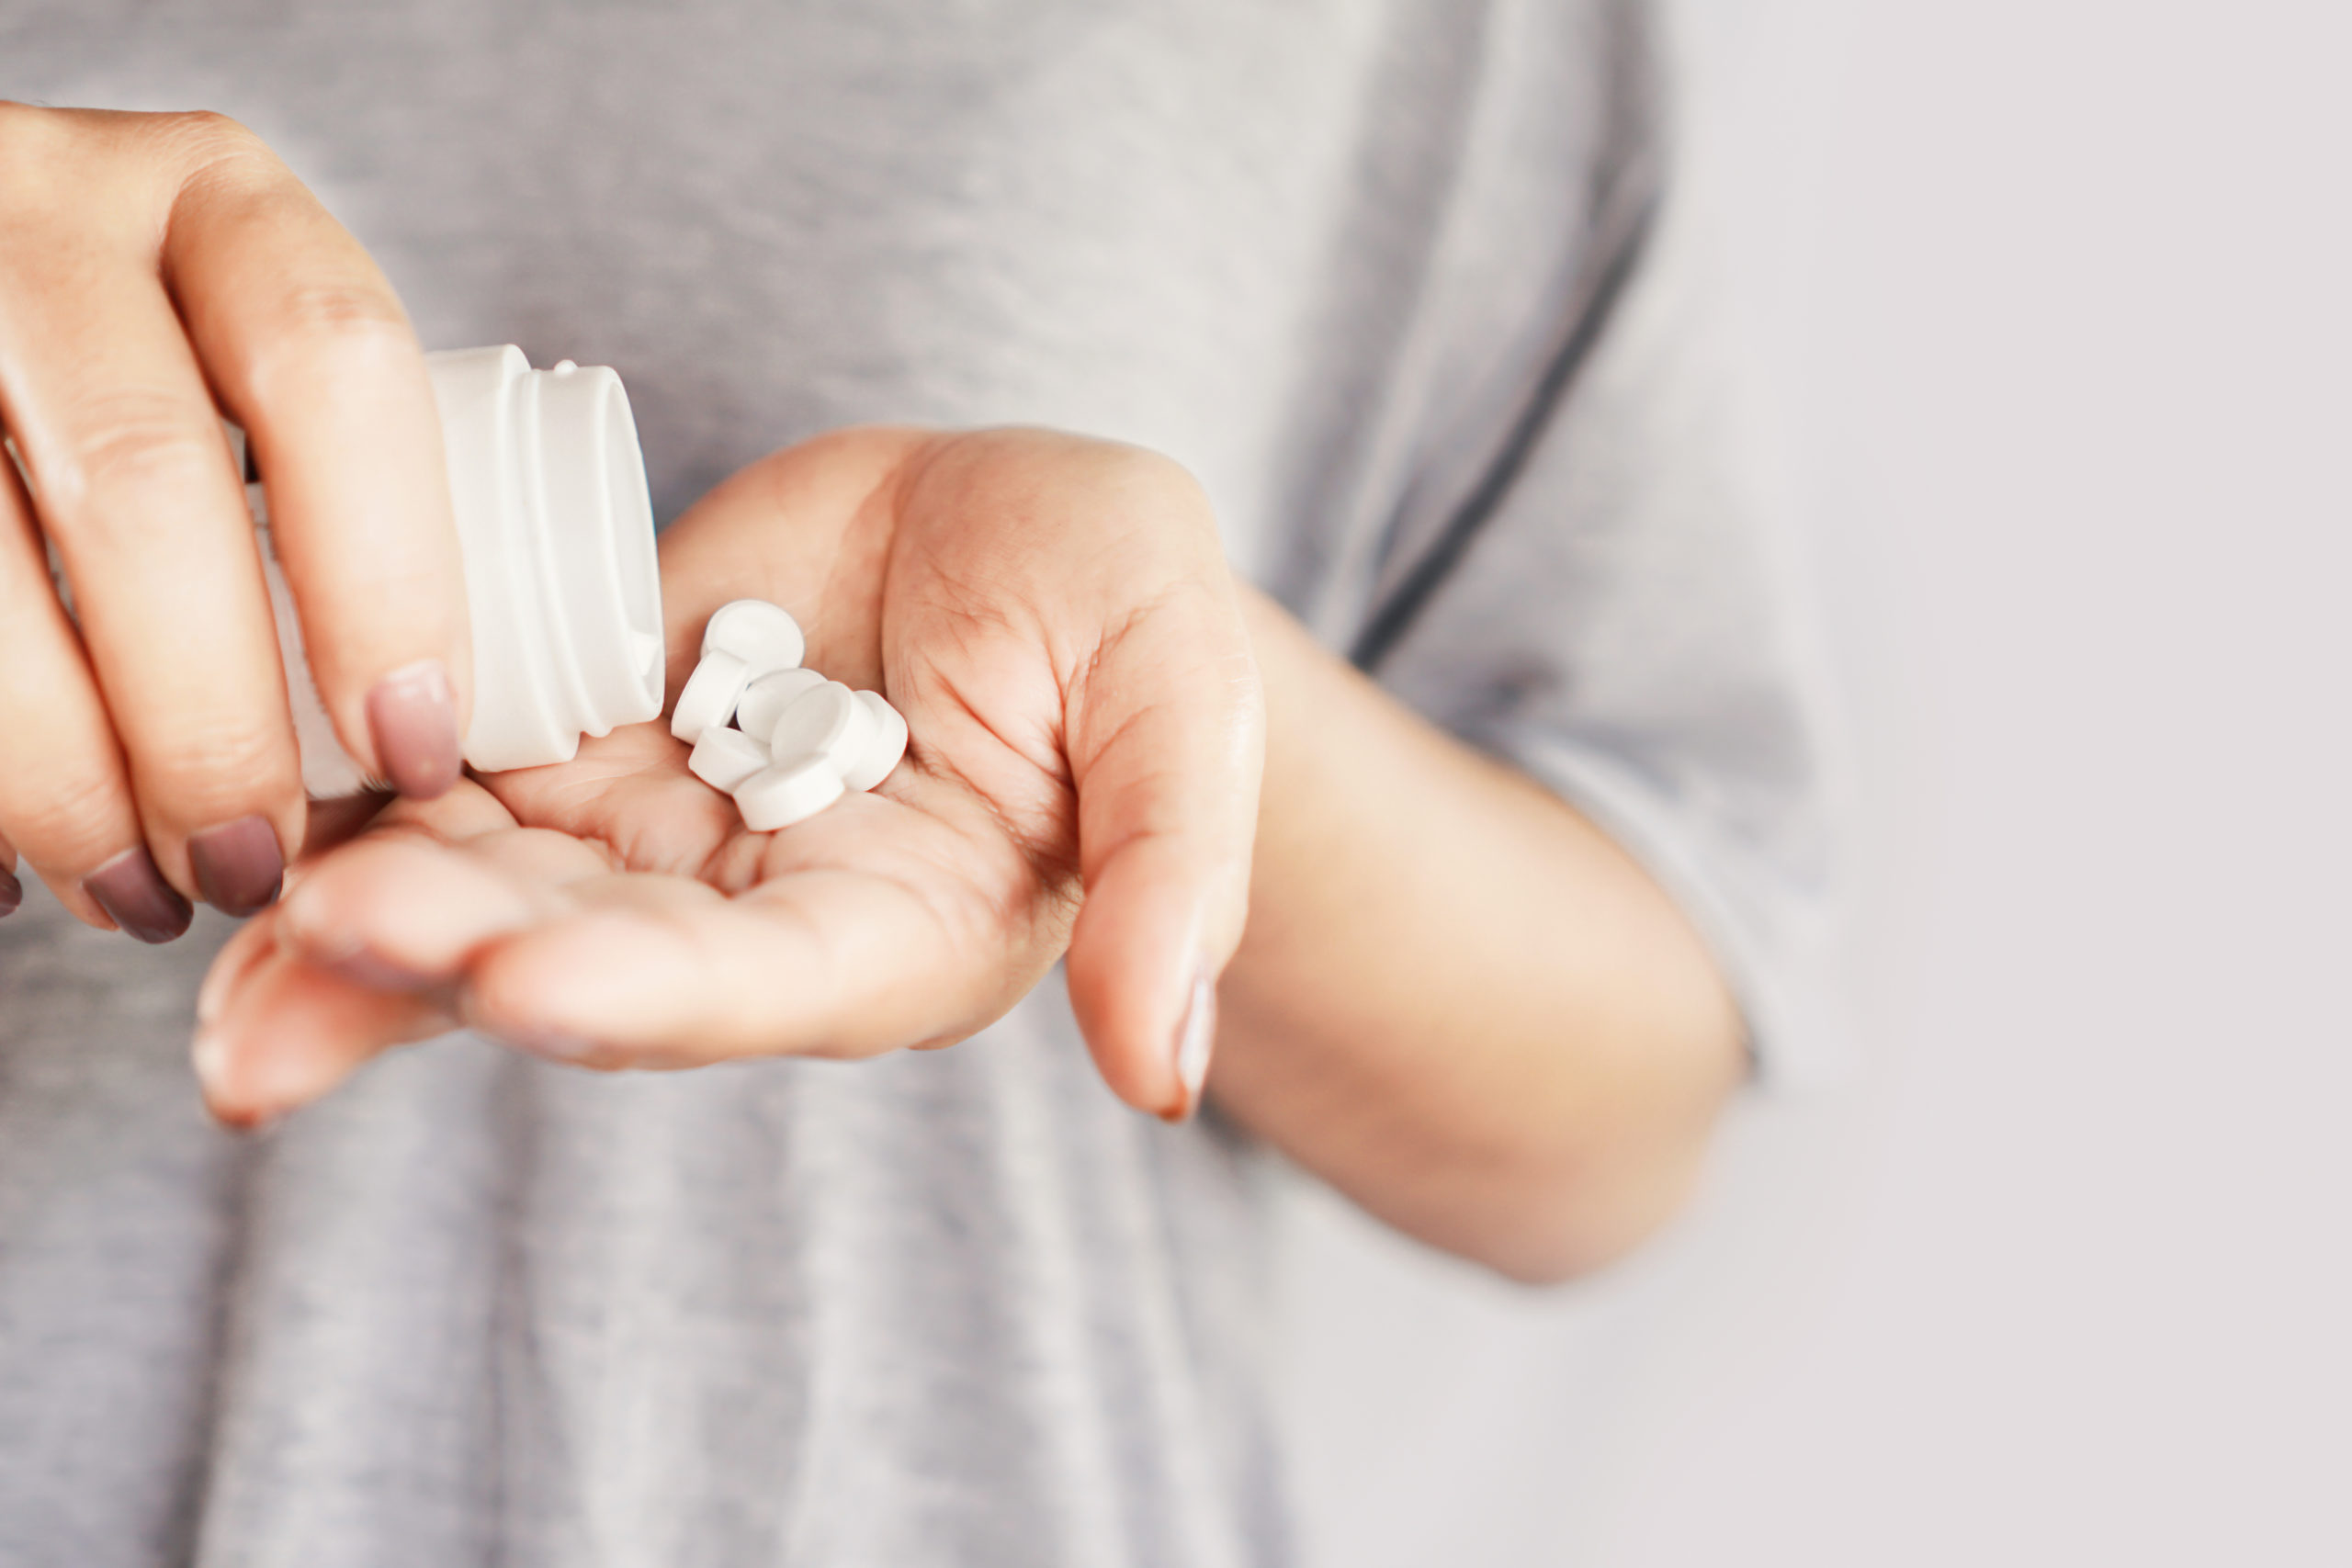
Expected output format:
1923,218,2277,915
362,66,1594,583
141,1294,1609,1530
270,281,413,351
0,106,271,218
168,107,255,144
242,281,416,392
44,386,228,520
152,107,267,169
1111,445,1213,520
3,773,133,868
135,718,295,818
161,109,297,220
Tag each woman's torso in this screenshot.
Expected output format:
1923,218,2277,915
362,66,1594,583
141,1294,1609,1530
0,4,1637,1562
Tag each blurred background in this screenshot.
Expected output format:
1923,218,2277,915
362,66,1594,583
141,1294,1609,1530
1272,1,2352,1562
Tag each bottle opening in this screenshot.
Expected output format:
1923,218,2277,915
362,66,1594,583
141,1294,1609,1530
599,380,665,689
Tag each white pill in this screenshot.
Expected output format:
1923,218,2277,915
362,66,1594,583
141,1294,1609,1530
840,690,909,792
701,599,805,675
733,752,845,831
735,666,829,745
669,649,752,743
768,680,879,778
688,725,769,793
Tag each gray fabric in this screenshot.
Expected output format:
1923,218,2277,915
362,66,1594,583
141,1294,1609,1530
0,3,1833,1563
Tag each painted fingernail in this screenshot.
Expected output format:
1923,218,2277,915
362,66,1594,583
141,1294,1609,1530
366,660,462,800
188,815,285,917
85,846,194,944
1160,967,1217,1123
0,866,20,919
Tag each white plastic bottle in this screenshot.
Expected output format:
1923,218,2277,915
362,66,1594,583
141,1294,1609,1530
243,345,667,795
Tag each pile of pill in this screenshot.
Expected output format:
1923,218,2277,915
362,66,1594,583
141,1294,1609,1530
670,600,910,829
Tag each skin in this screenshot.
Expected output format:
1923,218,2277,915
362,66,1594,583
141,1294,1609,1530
1217,596,1746,1281
4,107,1744,1282
0,106,469,931
193,426,1745,1284
196,428,1262,1121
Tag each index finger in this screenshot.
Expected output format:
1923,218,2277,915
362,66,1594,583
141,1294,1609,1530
164,120,469,798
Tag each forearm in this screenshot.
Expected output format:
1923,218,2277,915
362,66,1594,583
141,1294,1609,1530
1208,586,1746,1282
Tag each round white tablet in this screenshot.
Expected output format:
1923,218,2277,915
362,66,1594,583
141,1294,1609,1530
733,752,845,831
700,599,805,675
735,666,829,745
669,649,752,743
767,680,879,778
687,725,769,793
840,690,909,792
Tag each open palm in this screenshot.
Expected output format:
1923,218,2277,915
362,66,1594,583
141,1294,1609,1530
197,428,1263,1126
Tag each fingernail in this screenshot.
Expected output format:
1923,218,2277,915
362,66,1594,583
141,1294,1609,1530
366,660,462,800
194,950,248,1027
1160,967,1217,1123
493,1023,600,1065
187,815,285,917
85,846,194,944
511,1032,598,1065
321,945,435,994
191,1026,231,1100
191,1026,274,1133
0,866,20,919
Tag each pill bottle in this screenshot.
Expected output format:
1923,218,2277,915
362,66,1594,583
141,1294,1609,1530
243,345,666,795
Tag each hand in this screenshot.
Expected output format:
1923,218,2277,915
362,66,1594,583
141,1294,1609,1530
0,104,469,939
192,428,1263,1123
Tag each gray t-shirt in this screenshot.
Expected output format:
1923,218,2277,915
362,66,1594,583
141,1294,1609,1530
0,3,1834,1563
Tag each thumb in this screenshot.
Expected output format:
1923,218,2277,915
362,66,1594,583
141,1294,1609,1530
1060,579,1264,1120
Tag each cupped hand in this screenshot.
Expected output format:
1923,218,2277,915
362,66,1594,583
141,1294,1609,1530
0,104,469,938
193,428,1263,1124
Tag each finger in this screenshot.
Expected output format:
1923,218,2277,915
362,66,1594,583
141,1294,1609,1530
456,830,1027,1067
164,118,469,800
258,787,1012,1074
0,412,187,936
194,936,453,1128
191,782,529,1122
1060,577,1265,1120
195,900,284,1028
296,789,397,863
0,118,297,914
269,773,548,979
274,824,591,988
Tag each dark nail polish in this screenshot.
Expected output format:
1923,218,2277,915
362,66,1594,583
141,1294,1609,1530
188,815,285,917
366,660,462,800
85,846,194,944
0,866,21,918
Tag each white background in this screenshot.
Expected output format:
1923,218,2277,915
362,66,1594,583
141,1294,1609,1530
1277,2,2352,1562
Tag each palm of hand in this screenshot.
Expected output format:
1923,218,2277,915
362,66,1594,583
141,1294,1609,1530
199,428,1261,1126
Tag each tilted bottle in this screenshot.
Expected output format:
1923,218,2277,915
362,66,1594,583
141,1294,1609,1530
243,345,666,795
